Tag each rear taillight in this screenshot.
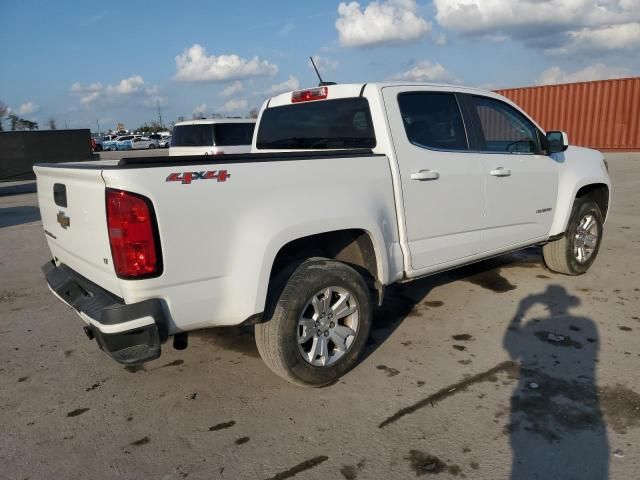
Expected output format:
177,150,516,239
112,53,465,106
291,86,328,103
106,189,162,279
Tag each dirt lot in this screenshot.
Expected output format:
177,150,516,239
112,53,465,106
1,152,638,480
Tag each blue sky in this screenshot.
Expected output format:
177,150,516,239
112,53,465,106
1,0,638,131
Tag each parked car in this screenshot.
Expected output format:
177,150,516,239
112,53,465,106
114,135,137,151
158,136,171,148
102,135,133,151
130,136,159,150
34,82,610,386
169,119,255,156
91,138,102,152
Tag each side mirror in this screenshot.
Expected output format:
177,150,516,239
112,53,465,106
546,131,569,153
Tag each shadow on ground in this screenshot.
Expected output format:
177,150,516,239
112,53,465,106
504,285,609,479
192,248,544,362
0,182,37,197
0,206,40,228
363,247,542,359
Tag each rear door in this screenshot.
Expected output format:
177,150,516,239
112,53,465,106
462,94,558,251
34,164,122,296
382,86,485,272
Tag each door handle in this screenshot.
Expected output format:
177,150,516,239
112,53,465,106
411,169,440,181
490,167,511,177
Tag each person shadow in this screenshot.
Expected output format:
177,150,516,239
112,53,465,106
503,285,609,479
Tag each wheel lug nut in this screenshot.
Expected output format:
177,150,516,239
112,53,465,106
329,322,335,328
324,330,330,337
315,321,320,327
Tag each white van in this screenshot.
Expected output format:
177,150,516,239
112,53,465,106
169,119,256,156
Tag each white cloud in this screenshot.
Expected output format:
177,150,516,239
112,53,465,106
336,0,431,47
392,61,460,84
221,98,249,113
433,0,640,53
546,22,640,54
220,81,244,97
193,103,207,116
70,76,166,107
106,75,144,95
538,64,631,85
17,101,39,115
433,32,447,45
265,75,301,96
143,95,168,108
309,55,339,73
174,44,278,83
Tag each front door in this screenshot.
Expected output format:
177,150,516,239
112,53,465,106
382,87,485,273
463,95,559,252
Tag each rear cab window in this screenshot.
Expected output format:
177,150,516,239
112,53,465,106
172,123,254,147
256,98,376,149
213,123,255,146
172,125,214,147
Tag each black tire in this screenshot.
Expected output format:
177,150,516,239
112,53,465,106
255,257,372,387
543,197,604,275
149,144,156,149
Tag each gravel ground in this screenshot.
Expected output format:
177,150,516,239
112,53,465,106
1,152,638,480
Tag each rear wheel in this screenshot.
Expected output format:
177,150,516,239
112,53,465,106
149,144,156,149
255,258,372,387
543,197,604,275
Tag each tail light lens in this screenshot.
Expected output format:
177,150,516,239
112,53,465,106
291,87,328,103
106,189,162,279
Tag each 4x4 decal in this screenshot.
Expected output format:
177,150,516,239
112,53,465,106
166,170,230,185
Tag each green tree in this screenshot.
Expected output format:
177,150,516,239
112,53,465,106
8,113,38,130
136,120,166,133
0,100,8,131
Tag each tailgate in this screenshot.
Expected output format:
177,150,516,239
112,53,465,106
34,164,122,297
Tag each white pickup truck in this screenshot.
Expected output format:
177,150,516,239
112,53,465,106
34,82,611,386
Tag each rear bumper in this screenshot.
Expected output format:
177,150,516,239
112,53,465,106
42,261,168,365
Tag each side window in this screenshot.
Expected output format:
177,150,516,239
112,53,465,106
471,96,540,153
398,92,468,151
214,124,255,146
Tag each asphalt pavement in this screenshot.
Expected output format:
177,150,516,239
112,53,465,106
1,151,638,479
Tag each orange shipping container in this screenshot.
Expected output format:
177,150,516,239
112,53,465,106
496,77,640,151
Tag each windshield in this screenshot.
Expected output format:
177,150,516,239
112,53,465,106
256,98,376,150
172,124,214,147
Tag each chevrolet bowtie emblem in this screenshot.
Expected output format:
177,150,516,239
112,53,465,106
57,211,70,229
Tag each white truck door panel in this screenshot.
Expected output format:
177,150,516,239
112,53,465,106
465,95,558,251
481,152,558,249
382,86,484,271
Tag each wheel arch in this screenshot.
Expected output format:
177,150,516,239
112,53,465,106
550,180,610,236
576,183,609,220
263,229,386,312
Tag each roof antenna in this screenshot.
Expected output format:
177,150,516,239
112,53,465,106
309,56,337,87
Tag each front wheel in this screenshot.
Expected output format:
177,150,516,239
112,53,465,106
255,258,372,387
543,197,604,275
